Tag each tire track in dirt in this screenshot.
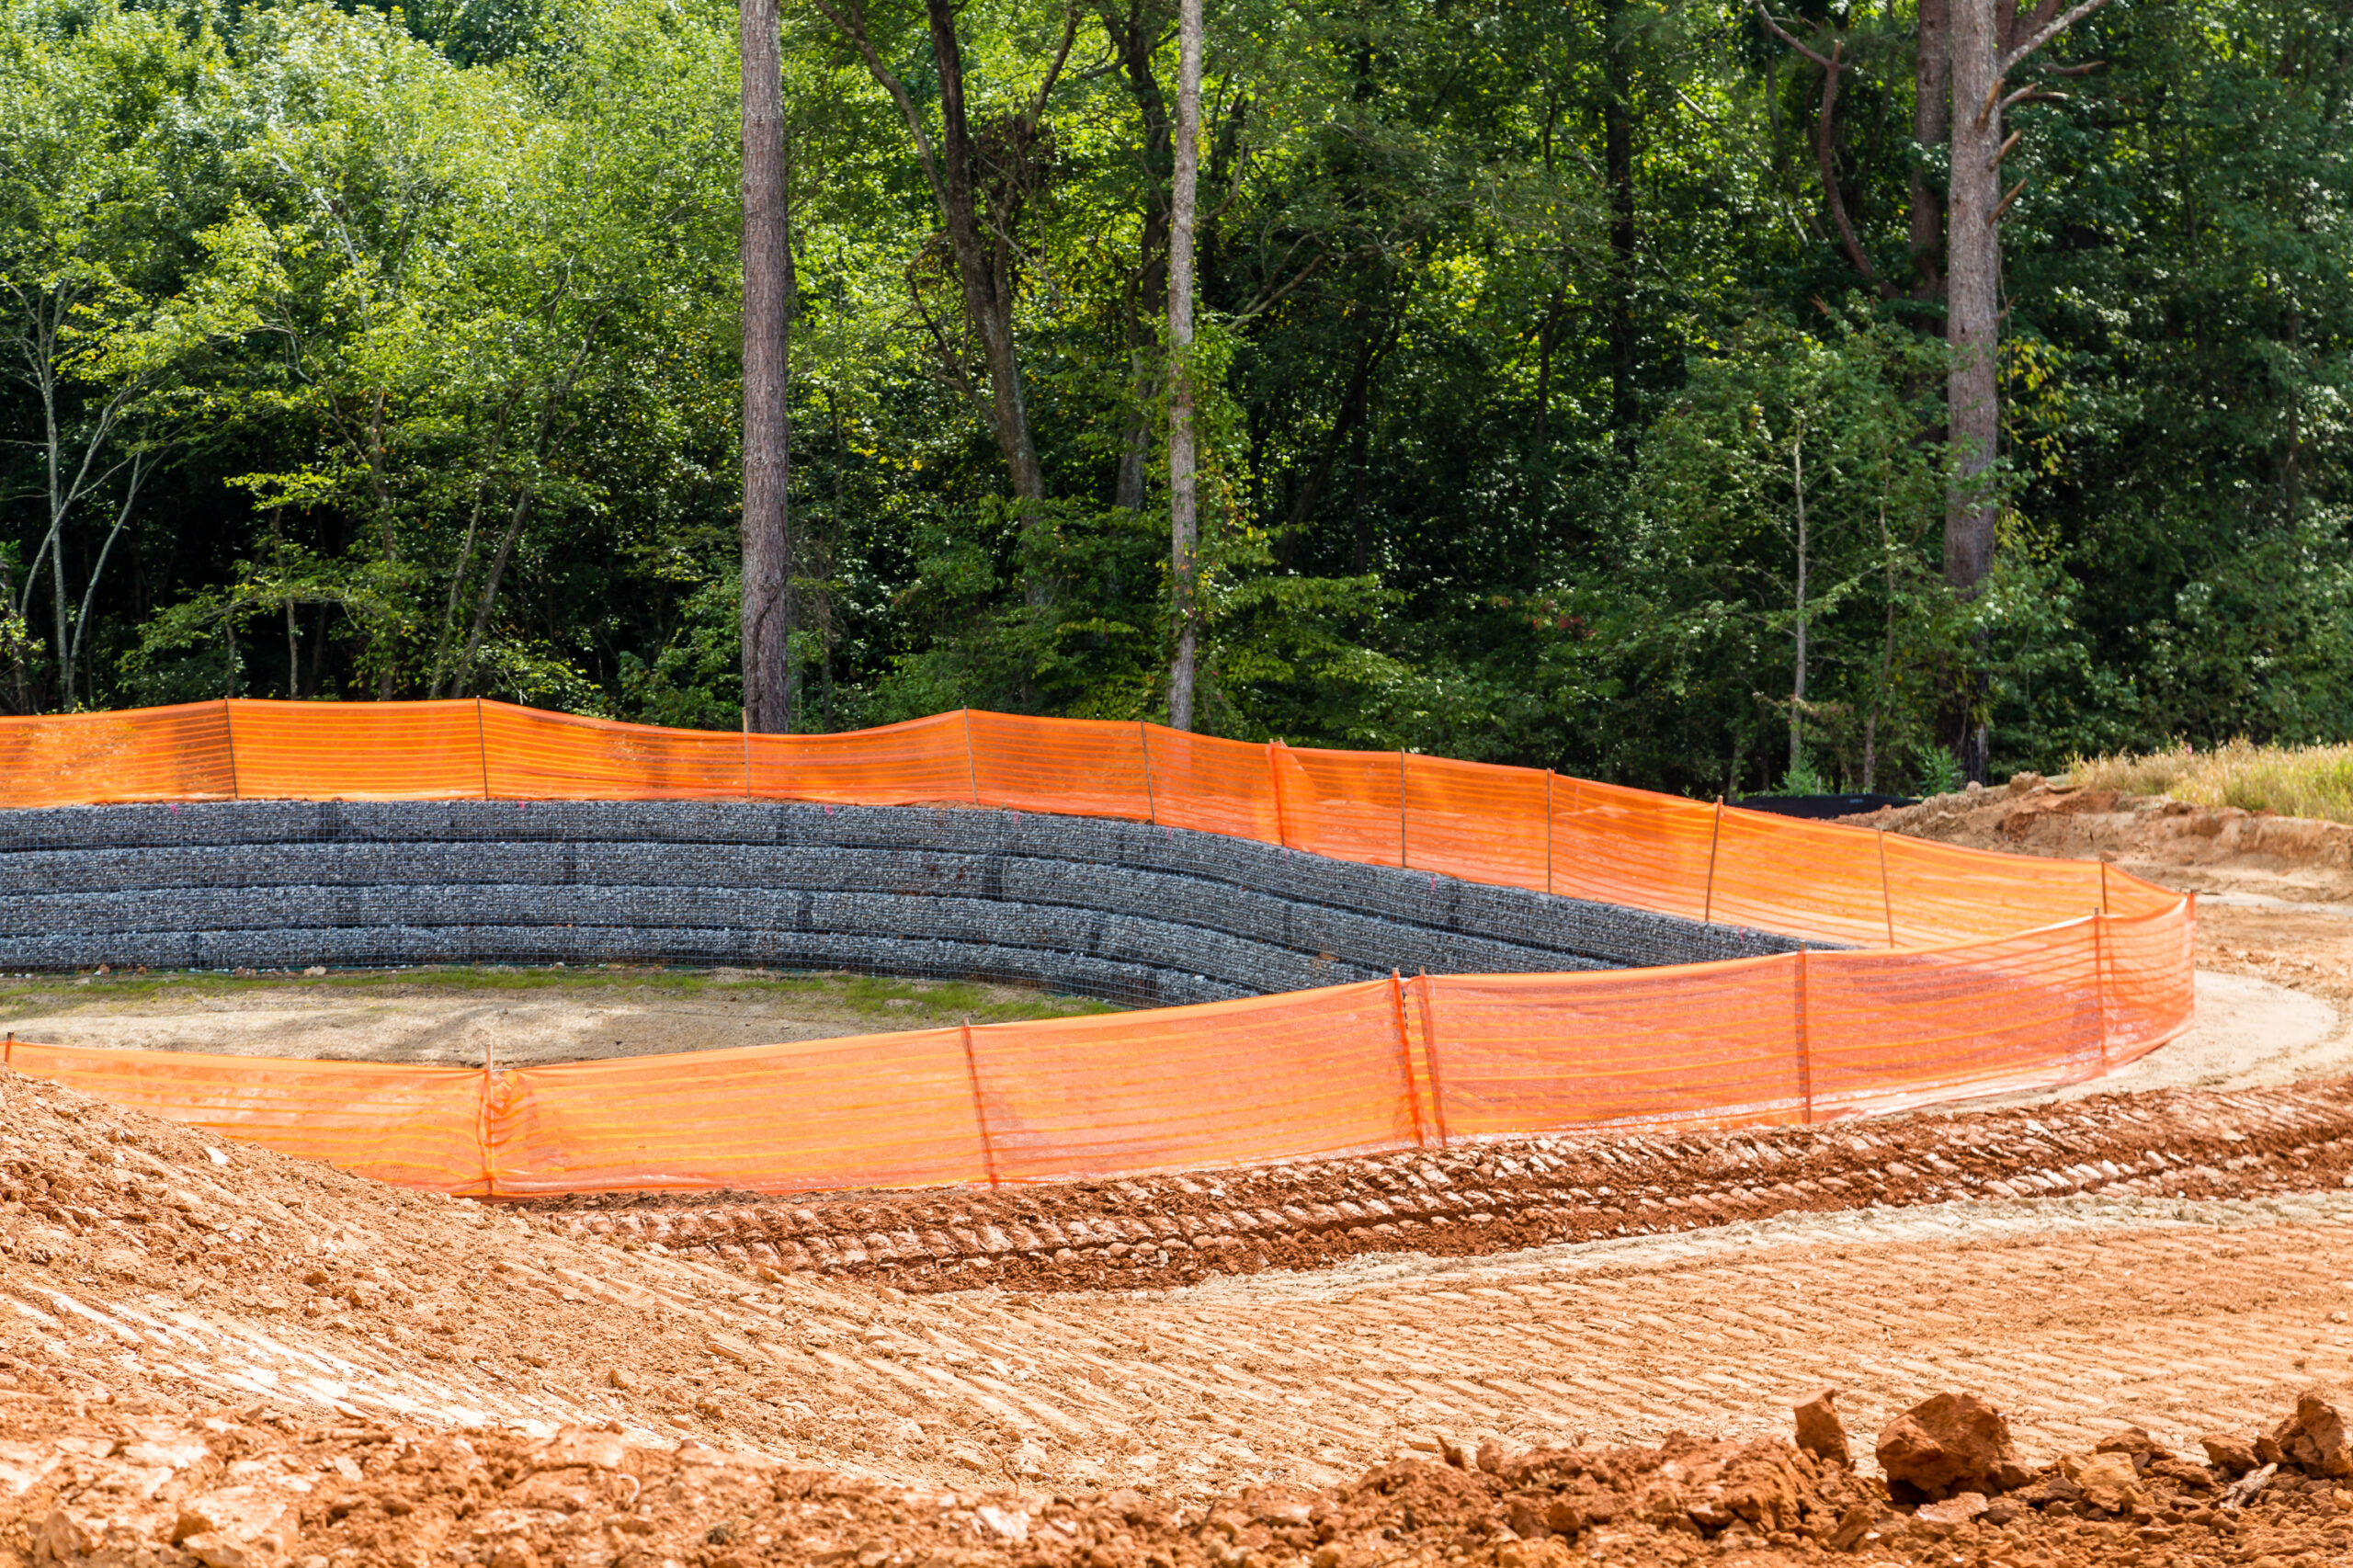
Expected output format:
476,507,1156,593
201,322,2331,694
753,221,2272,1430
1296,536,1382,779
13,1042,2353,1506
16,1064,2353,1508
529,1081,2353,1295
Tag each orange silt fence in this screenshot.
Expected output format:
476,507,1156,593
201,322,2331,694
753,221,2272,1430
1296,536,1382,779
0,700,235,806
4,1039,484,1190
484,1028,990,1197
1272,744,1404,868
968,711,1155,822
1708,807,1904,950
1140,727,1283,842
225,699,490,800
482,703,747,801
969,980,1417,1181
1403,754,1550,892
752,710,973,805
1417,958,1811,1138
0,699,2200,1197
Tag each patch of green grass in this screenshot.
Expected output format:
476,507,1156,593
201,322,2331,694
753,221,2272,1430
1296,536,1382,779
0,964,1118,1027
2066,739,2353,824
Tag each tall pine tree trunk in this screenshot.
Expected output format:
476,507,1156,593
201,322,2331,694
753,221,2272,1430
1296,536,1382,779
741,0,795,733
1944,0,2002,780
1910,0,1949,300
1165,0,1201,730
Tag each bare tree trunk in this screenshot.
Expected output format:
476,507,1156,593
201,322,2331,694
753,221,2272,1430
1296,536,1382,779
1911,0,1950,300
1943,0,2002,781
1939,0,2113,778
1166,0,1201,731
1790,423,1808,779
741,0,795,733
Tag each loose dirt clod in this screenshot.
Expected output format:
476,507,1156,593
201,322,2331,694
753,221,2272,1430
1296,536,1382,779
2265,1391,2353,1479
1792,1390,1849,1469
1874,1392,2029,1503
11,1394,2353,1567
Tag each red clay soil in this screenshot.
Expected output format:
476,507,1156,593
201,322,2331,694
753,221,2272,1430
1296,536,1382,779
9,1384,2352,1568
525,1081,2353,1293
1846,775,2353,899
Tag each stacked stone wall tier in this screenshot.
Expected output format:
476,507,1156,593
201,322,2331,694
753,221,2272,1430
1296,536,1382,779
0,801,1813,1002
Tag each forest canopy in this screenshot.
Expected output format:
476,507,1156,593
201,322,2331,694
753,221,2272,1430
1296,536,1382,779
4,0,2348,797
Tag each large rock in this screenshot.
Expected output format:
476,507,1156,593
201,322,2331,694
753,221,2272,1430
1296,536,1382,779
2200,1433,2259,1477
2268,1391,2353,1479
1792,1390,1849,1468
1874,1393,2029,1504
2060,1451,2143,1515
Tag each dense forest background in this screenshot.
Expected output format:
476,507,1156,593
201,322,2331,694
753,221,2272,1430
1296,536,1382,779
4,0,2348,796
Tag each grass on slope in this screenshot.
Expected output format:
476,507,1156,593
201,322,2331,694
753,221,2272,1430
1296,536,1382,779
0,965,1117,1028
2067,738,2353,824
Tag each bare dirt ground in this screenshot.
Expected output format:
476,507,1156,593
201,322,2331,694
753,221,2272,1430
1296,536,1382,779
8,1071,2353,1565
14,784,2353,1564
0,970,1108,1067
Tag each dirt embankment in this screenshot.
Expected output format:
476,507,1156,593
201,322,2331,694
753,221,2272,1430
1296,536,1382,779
1846,775,2353,903
11,1381,2353,1568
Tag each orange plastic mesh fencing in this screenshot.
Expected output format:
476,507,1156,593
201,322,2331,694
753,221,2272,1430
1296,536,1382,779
969,981,1417,1181
1798,926,2106,1118
1879,832,2110,945
751,711,973,805
968,712,1154,822
1402,755,1550,892
1273,744,1404,868
1546,778,1719,924
483,1028,989,1197
226,699,490,800
3,1039,484,1190
1707,807,1901,950
1417,959,1812,1138
1138,727,1282,842
482,704,747,800
2099,901,2198,1063
0,700,234,806
0,699,2200,1196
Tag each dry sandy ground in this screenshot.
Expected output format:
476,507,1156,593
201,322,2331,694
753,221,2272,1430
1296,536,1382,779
6,1065,2353,1497
0,971,1105,1067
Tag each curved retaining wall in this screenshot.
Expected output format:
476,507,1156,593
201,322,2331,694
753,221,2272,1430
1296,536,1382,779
0,700,2194,1196
0,801,1805,1005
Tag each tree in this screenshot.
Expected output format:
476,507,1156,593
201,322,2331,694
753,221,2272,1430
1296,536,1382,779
808,0,1076,511
0,5,209,710
741,0,795,732
1165,0,1202,729
1942,0,2113,778
1759,0,2116,780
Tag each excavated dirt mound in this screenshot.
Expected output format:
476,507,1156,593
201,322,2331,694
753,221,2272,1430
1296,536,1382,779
10,1388,2353,1567
1845,775,2353,903
528,1081,2353,1292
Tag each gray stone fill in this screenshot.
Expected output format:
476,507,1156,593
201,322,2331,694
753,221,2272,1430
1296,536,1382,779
0,801,1810,1006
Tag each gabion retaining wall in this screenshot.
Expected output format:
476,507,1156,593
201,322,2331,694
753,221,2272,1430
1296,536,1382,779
0,801,1809,1006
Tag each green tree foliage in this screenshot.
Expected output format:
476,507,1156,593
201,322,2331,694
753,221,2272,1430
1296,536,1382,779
5,0,2351,796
